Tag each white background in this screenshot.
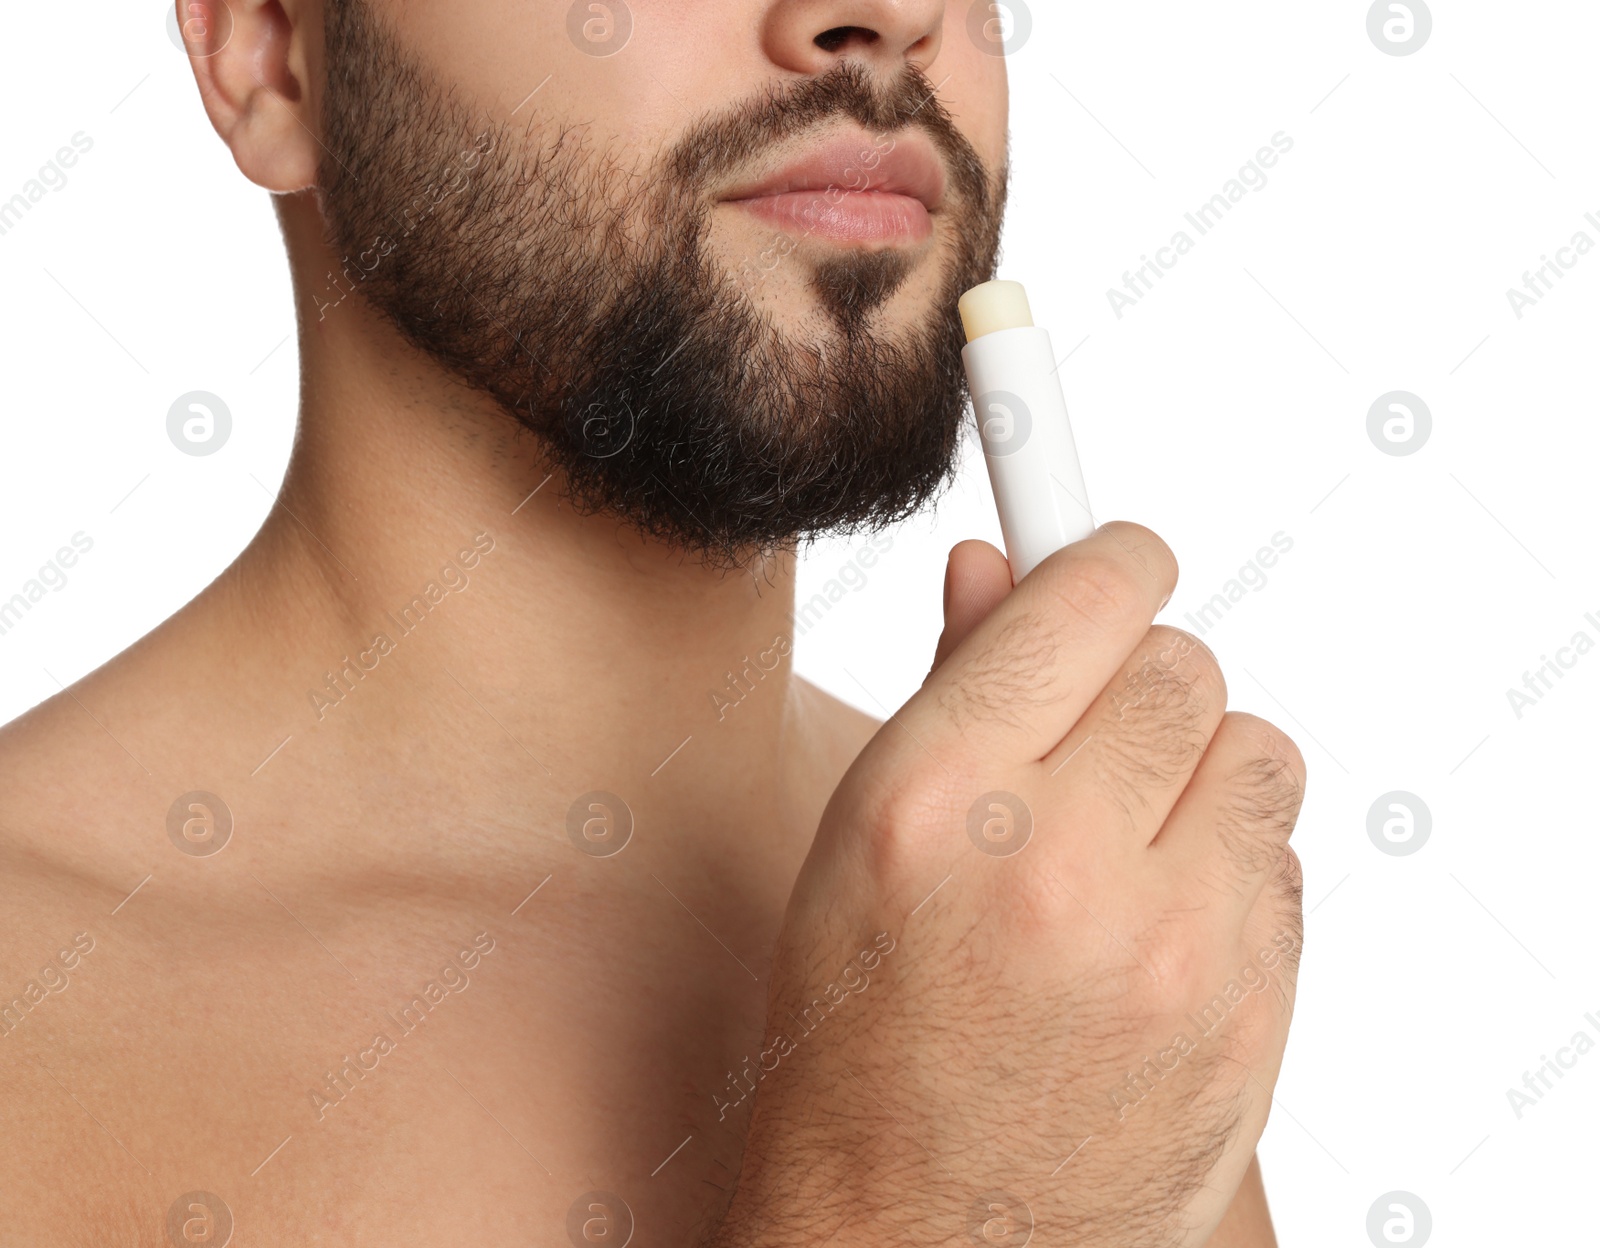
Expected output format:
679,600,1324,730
1,2,1595,1242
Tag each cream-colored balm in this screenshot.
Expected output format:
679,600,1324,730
958,280,1094,583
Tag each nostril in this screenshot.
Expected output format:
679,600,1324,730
815,25,881,53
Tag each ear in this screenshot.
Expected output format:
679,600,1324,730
178,0,321,192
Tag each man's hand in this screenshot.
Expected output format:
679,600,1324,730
716,524,1305,1247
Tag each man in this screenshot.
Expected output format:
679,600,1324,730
0,1,1305,1243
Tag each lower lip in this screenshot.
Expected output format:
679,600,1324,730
725,190,933,243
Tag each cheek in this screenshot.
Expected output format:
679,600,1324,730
933,16,1011,169
397,1,702,150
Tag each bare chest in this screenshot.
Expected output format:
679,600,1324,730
2,872,780,1246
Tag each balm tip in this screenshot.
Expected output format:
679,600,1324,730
959,280,1034,343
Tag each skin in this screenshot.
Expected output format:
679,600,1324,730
711,532,1301,1246
0,2,1290,1243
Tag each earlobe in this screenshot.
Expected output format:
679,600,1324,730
180,0,321,193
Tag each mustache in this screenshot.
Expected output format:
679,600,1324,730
665,59,996,215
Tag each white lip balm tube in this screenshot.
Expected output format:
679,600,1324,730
958,280,1095,583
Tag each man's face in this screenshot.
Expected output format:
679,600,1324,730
316,0,1009,565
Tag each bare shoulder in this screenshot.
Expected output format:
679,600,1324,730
0,683,147,1019
0,698,170,1243
0,682,156,903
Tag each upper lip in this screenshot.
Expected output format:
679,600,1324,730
720,130,946,213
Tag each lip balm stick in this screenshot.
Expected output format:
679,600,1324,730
958,280,1094,583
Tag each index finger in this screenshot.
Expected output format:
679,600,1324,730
895,521,1178,767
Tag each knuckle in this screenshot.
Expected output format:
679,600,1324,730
938,609,1062,734
1238,712,1307,789
851,760,968,888
1135,626,1225,707
1223,713,1307,817
1207,713,1307,876
1099,520,1178,584
1044,550,1149,634
1128,913,1216,996
1200,934,1302,1053
1095,629,1220,800
1161,627,1224,696
1216,980,1287,1060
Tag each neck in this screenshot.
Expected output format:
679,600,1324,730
156,196,819,879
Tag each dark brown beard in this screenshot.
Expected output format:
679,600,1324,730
317,0,1007,568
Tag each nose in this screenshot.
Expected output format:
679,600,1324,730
762,0,945,76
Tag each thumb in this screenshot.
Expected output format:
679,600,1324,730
927,540,1014,677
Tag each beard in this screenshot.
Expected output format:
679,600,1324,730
317,0,1007,567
